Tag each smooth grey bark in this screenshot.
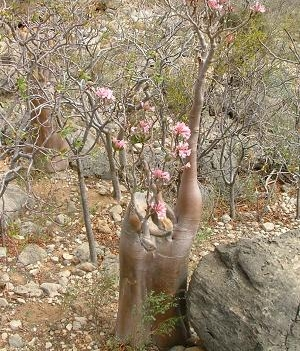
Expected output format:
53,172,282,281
104,132,121,201
297,185,300,220
76,157,97,265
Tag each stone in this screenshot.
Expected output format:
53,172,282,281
62,252,74,260
0,184,31,219
224,223,233,230
0,272,9,287
59,270,71,278
74,242,104,262
19,221,40,237
56,214,70,225
0,298,8,307
188,230,300,351
69,129,111,178
73,317,87,331
168,346,185,351
77,262,97,272
18,244,47,266
221,214,231,223
261,222,275,232
110,204,123,222
96,183,111,195
9,320,22,330
45,342,52,349
8,334,24,348
66,200,77,213
14,281,43,298
40,283,62,297
0,247,7,258
110,204,122,215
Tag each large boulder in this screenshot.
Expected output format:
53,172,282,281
0,184,31,219
188,230,300,351
69,129,111,178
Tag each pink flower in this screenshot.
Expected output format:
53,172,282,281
173,122,191,140
175,142,191,159
130,126,138,133
207,0,223,10
141,101,155,112
225,33,235,44
250,1,266,13
150,201,167,219
139,120,151,133
152,169,170,182
95,87,115,101
112,138,125,150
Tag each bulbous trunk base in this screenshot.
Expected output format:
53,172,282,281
116,192,202,350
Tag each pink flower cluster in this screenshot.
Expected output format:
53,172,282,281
250,1,266,13
112,138,125,150
95,87,115,101
207,0,227,11
175,142,191,159
226,33,234,44
139,120,151,133
173,122,191,140
152,169,170,182
150,201,167,219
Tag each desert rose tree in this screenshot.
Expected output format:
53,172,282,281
116,0,266,349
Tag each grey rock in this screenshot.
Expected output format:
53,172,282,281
74,242,104,262
0,246,6,258
70,129,111,178
58,277,69,287
0,184,29,219
56,214,70,225
261,222,275,232
110,204,122,215
8,334,24,348
77,262,97,272
45,342,52,349
188,230,300,351
168,346,185,351
18,244,47,266
19,221,40,237
0,297,8,307
9,320,22,331
40,283,62,297
59,270,71,278
221,214,231,223
0,272,10,287
14,281,43,298
110,204,123,222
73,316,87,330
66,200,77,213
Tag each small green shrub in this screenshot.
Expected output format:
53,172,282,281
195,226,213,244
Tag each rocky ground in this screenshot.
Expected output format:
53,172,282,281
0,168,299,351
